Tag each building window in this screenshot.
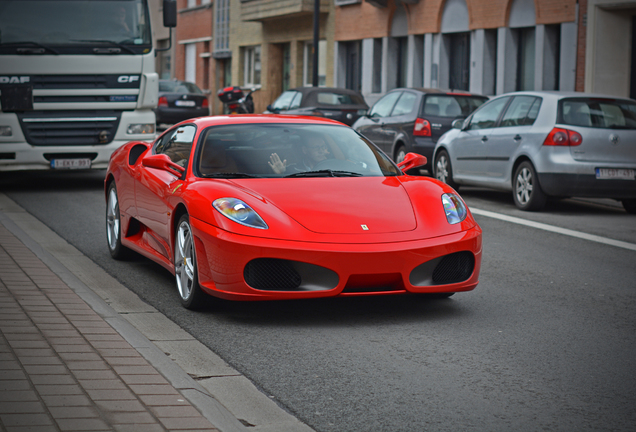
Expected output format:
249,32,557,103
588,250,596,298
516,27,535,91
373,38,382,93
396,37,408,88
214,0,230,57
344,40,362,92
185,43,196,83
187,0,197,8
448,32,470,91
243,45,261,86
304,40,327,86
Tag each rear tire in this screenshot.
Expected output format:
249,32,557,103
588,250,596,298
175,214,209,310
434,150,459,190
513,161,547,211
394,145,406,164
622,199,636,214
106,182,133,260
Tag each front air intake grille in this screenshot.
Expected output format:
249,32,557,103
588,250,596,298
17,110,122,146
244,258,301,290
432,252,474,284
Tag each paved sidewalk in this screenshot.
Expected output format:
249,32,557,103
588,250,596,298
0,221,222,431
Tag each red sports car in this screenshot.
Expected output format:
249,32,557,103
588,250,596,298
105,115,482,309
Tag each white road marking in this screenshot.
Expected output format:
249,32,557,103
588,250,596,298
470,207,636,252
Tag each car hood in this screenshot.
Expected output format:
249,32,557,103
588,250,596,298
235,177,417,234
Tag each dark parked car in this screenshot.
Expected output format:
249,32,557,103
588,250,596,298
353,88,488,171
154,80,209,127
265,87,368,126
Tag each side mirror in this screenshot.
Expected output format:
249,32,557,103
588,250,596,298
163,0,177,28
397,152,427,173
452,119,464,130
142,153,185,177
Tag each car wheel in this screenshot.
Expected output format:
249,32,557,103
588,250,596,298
434,150,459,190
622,199,636,214
175,214,208,309
513,161,547,211
394,145,406,164
106,182,132,260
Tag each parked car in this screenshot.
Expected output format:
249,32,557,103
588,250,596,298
265,87,368,126
432,91,636,213
105,115,482,309
353,88,488,171
154,80,209,127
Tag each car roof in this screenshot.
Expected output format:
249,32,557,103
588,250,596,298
288,87,363,96
386,88,488,97
492,90,636,102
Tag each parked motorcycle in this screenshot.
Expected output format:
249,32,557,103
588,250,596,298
217,86,256,114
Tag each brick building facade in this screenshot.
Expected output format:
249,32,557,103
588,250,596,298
162,0,634,116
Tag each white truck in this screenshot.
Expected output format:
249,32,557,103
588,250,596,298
0,0,175,171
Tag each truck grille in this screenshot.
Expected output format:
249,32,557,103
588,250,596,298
16,110,122,146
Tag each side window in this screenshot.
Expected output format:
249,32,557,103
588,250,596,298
390,92,418,117
500,96,542,127
155,125,196,167
369,91,401,118
271,91,298,110
468,97,510,130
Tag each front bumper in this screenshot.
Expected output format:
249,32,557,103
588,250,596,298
191,217,482,301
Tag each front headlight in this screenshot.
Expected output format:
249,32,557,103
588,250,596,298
127,123,155,134
213,198,268,229
441,193,467,225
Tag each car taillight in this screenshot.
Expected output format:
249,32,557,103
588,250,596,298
543,127,583,147
202,98,209,108
158,96,168,107
228,103,238,110
413,118,431,137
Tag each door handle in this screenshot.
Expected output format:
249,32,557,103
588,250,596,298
481,135,488,142
514,134,522,141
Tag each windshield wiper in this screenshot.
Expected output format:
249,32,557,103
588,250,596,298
1,41,59,54
286,170,362,178
70,39,135,54
204,172,261,179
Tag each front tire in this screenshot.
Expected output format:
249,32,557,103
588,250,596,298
175,214,208,309
434,150,459,190
106,182,132,260
513,161,547,211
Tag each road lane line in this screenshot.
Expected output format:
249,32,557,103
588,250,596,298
470,207,636,252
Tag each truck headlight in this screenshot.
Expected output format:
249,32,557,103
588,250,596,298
0,126,12,136
127,123,155,134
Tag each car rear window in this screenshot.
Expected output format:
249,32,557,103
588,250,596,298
159,81,202,94
559,98,636,129
316,92,364,106
423,95,487,118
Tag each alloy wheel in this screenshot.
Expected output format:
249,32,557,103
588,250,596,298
106,188,120,252
175,220,195,301
436,155,449,184
515,167,533,205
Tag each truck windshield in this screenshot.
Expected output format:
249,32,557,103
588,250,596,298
0,0,152,55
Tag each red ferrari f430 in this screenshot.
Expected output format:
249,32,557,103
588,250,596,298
105,115,482,309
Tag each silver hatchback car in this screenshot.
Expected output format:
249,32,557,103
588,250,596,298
433,91,636,213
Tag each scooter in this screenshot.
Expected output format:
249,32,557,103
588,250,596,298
217,86,256,114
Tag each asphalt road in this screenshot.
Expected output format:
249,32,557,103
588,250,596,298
2,170,635,432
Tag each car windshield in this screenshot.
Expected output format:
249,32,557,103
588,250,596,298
196,123,401,178
159,81,203,93
0,0,152,54
270,91,300,110
559,98,636,129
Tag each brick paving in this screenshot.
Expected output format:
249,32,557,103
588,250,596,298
0,223,219,432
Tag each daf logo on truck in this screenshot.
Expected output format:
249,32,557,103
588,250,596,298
0,76,30,84
118,75,140,83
